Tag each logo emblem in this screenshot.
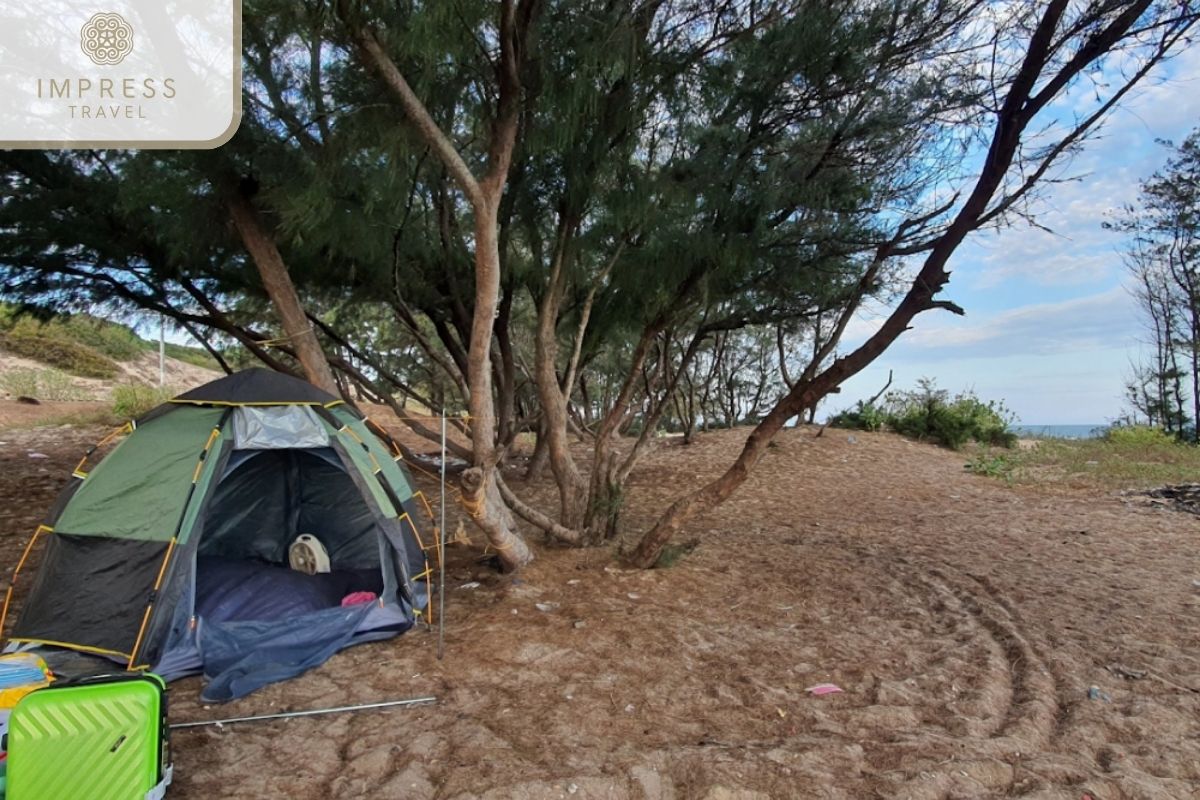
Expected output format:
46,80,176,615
80,12,134,66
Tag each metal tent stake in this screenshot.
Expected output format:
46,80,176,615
170,696,437,730
437,409,446,661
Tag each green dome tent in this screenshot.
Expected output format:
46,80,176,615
1,369,435,701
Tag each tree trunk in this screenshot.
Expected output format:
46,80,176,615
342,0,539,570
1190,306,1199,441
461,466,532,567
533,223,588,530
586,323,660,538
494,280,519,450
463,197,534,570
629,398,794,567
524,419,550,480
227,192,339,395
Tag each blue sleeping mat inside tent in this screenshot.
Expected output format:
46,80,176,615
193,557,389,702
195,556,382,622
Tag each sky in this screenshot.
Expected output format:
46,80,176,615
832,43,1200,426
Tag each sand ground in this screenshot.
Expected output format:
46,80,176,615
1,404,1197,799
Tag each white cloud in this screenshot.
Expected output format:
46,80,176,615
900,286,1137,358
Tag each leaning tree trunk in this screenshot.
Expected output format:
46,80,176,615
227,192,339,395
629,0,1187,567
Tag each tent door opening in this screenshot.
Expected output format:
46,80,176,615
193,446,392,625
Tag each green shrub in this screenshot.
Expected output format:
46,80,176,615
829,400,887,431
0,303,20,330
5,315,45,338
0,367,91,401
884,379,1016,450
1103,424,1173,447
61,317,145,361
0,307,221,372
111,383,174,419
163,342,221,370
3,311,146,361
0,367,40,398
833,379,1015,450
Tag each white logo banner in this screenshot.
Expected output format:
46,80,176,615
0,0,241,148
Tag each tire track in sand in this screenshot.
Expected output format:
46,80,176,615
878,557,1060,799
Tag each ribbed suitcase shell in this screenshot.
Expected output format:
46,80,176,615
5,673,168,800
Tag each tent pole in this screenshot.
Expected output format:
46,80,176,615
170,696,437,730
438,408,446,660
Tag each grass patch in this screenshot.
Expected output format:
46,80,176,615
828,400,887,432
1,304,220,372
58,316,146,361
36,407,123,428
966,448,1017,483
163,342,220,370
971,426,1200,491
0,327,121,379
111,383,174,419
0,367,92,401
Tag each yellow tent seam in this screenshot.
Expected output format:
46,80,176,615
127,537,177,668
6,638,131,661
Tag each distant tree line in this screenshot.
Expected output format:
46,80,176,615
2,0,1195,568
1111,129,1200,441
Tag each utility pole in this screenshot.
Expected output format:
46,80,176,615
158,314,165,387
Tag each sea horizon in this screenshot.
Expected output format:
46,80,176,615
1010,423,1107,439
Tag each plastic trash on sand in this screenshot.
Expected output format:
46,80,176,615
806,683,843,696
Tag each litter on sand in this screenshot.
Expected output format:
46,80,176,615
1106,663,1146,681
806,683,843,696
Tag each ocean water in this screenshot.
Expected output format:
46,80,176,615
1010,424,1106,439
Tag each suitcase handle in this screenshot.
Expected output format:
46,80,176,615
56,672,163,689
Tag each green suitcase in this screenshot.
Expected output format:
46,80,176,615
4,672,171,800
